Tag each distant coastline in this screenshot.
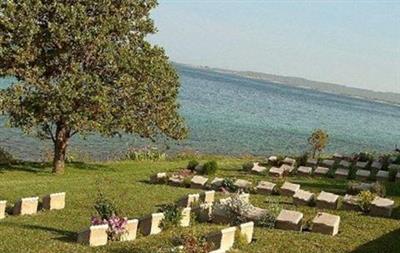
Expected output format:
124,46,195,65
175,62,400,107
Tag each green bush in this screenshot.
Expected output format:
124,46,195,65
389,168,398,182
201,160,218,175
357,190,376,213
254,212,276,228
158,204,183,230
187,160,199,171
347,182,386,197
296,152,309,167
222,178,238,192
347,165,357,180
94,193,118,220
394,154,400,165
242,162,253,171
0,147,14,165
356,152,374,163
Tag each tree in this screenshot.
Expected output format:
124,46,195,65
308,129,329,158
0,0,187,173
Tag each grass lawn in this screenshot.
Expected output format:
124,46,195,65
1,157,400,253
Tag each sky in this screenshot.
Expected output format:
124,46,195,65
149,0,400,93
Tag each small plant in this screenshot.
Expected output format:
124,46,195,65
380,154,392,170
176,233,213,253
158,204,183,230
327,166,336,179
347,165,357,180
242,162,253,171
187,160,199,171
92,192,127,241
254,212,276,228
222,178,238,192
183,177,192,188
296,152,309,167
346,182,386,197
126,146,166,161
233,230,249,250
201,161,218,175
0,146,14,165
394,154,400,165
389,168,398,182
308,129,329,158
213,193,254,226
357,190,376,213
356,152,374,163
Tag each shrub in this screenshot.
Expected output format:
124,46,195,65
357,190,376,213
254,212,276,228
347,165,357,180
178,233,212,253
213,193,254,226
308,129,329,158
380,154,392,170
389,168,398,182
0,147,14,165
187,160,199,171
347,182,386,197
222,178,238,192
183,177,192,188
296,152,309,167
94,193,118,220
201,161,218,175
394,154,400,165
242,162,253,171
356,152,374,163
126,146,166,161
158,204,183,230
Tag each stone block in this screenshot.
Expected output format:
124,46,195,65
233,179,252,190
275,209,303,231
77,224,108,247
306,159,318,167
177,193,200,208
279,182,300,197
314,166,330,176
13,197,39,215
0,200,6,219
342,194,360,211
211,177,224,190
168,175,184,187
269,166,284,177
388,164,400,170
190,175,208,189
297,166,312,176
138,212,164,236
180,207,191,227
371,161,383,170
356,169,370,180
312,212,340,236
239,222,254,244
201,190,215,204
335,169,349,179
283,157,296,166
120,219,138,242
370,197,394,217
356,161,369,170
256,181,276,195
376,170,389,181
42,192,66,210
150,172,168,184
268,156,278,164
293,189,314,206
333,153,344,160
251,162,267,174
338,160,351,169
321,159,335,168
206,227,237,252
280,164,295,175
316,191,339,210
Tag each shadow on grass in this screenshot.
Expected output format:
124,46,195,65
0,161,110,173
351,228,400,253
295,181,347,194
0,222,76,243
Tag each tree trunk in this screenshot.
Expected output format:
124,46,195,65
52,124,70,174
312,148,317,159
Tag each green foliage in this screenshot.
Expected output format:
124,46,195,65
394,154,400,165
94,192,118,220
380,154,392,170
296,152,309,167
356,152,374,163
201,161,218,175
158,204,183,230
347,182,386,197
213,193,253,226
242,162,254,171
126,146,166,161
183,177,192,188
254,212,276,229
347,165,357,180
187,160,199,171
0,0,187,173
233,230,249,250
389,167,398,182
178,233,212,253
357,191,376,213
222,178,238,192
0,146,14,165
308,129,329,158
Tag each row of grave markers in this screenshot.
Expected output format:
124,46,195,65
0,192,65,219
77,190,255,253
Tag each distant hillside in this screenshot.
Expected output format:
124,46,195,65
176,63,400,106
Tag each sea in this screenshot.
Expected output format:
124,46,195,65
1,64,400,161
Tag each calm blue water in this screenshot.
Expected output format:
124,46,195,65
1,65,400,160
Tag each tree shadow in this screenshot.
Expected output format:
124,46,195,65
0,161,50,173
67,161,110,171
351,228,400,253
0,222,76,243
